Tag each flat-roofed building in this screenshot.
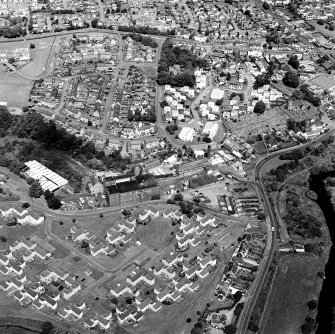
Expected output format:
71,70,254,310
23,160,69,192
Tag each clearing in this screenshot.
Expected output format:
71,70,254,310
260,255,321,334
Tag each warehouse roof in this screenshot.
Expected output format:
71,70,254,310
24,160,68,192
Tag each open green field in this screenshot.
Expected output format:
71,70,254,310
136,217,175,251
52,212,119,240
6,224,46,246
48,239,71,259
20,38,56,78
0,80,32,108
261,255,321,334
310,21,335,38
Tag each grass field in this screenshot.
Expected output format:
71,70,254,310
51,213,120,240
261,255,321,334
6,224,46,246
16,38,56,78
48,239,71,259
0,81,32,108
136,218,175,251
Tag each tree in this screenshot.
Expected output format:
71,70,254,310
8,57,15,64
283,71,299,88
233,290,243,303
224,324,237,334
263,2,270,9
22,202,30,208
47,196,62,210
30,43,35,49
29,181,43,198
257,212,266,220
248,321,259,332
254,100,266,114
288,55,300,69
41,321,54,334
122,209,131,218
301,322,313,334
0,236,7,242
292,89,304,100
44,190,62,209
317,19,325,25
307,299,318,310
175,193,183,201
304,243,314,252
254,73,270,89
91,18,99,28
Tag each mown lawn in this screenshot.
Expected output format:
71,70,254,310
136,217,175,251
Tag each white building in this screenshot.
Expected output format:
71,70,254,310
210,88,225,100
202,122,219,140
179,127,195,142
24,160,69,192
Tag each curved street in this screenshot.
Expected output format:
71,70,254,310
237,128,335,334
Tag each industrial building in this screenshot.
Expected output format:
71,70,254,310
105,174,160,206
179,127,195,142
23,160,69,192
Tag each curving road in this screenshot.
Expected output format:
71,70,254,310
237,128,335,334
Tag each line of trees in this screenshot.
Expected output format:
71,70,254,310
122,33,158,48
117,25,175,37
292,84,321,107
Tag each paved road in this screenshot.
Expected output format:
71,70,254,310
237,128,335,334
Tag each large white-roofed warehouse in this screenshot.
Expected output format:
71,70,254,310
24,160,68,192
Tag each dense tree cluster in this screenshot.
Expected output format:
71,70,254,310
0,26,26,38
29,181,43,198
44,190,62,210
316,54,330,64
157,39,208,87
284,188,322,239
118,25,175,36
0,108,129,172
300,84,321,107
270,160,300,182
253,61,276,89
288,55,300,69
122,33,158,48
166,124,178,135
287,119,307,133
253,73,270,89
279,148,308,160
283,71,299,88
253,100,266,114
